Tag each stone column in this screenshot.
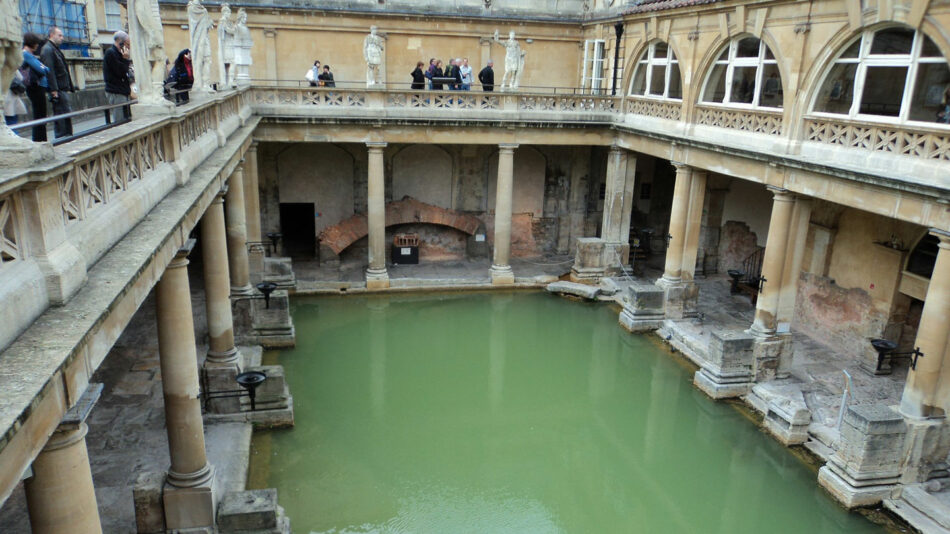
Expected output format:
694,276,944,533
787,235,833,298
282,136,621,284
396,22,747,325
775,197,812,327
243,143,262,245
491,143,518,285
659,163,692,284
202,193,237,364
24,423,102,534
679,169,707,282
749,187,796,337
901,230,950,419
366,142,390,289
601,146,629,243
226,166,253,295
156,246,216,530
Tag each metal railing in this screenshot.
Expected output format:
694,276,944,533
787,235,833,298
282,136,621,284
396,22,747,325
11,100,135,146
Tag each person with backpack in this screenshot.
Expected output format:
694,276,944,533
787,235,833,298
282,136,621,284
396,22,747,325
167,49,194,104
20,32,50,142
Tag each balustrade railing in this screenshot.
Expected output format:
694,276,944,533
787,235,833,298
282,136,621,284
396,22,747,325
0,193,19,266
624,96,682,121
804,116,950,161
695,105,784,136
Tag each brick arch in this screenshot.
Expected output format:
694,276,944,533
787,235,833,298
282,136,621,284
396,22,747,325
318,196,483,255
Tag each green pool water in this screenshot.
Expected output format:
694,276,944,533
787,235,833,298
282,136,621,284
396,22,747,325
250,291,888,533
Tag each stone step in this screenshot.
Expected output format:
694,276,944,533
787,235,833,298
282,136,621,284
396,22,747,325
885,489,950,534
545,281,601,300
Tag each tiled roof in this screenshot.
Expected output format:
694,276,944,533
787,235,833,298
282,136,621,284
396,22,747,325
624,0,723,14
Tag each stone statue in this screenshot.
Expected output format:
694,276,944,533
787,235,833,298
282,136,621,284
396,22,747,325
493,29,525,90
233,8,252,85
0,0,51,162
217,3,236,87
129,0,171,108
363,25,386,88
188,0,214,93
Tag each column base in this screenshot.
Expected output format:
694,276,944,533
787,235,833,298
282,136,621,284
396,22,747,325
490,264,514,285
365,268,390,290
206,347,239,366
818,465,899,509
164,464,216,531
231,284,255,297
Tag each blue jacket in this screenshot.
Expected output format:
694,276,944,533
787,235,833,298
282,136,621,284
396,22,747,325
22,50,49,89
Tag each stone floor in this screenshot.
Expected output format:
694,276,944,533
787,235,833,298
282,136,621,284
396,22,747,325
0,263,253,533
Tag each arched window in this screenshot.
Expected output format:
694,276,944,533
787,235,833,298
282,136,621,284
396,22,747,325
812,27,950,124
701,37,783,109
629,42,682,99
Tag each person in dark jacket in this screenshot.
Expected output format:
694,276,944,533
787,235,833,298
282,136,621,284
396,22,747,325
168,49,194,104
431,60,444,90
318,65,335,88
40,26,74,138
103,31,132,121
410,61,425,90
478,60,495,92
21,32,50,142
452,58,463,90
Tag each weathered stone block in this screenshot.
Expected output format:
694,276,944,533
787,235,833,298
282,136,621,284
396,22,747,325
251,290,296,348
570,238,628,284
545,281,600,300
218,489,278,531
246,365,286,403
752,335,793,381
693,330,755,399
133,471,165,534
264,257,295,289
164,472,216,531
819,404,907,508
655,277,698,319
204,362,241,414
619,283,665,332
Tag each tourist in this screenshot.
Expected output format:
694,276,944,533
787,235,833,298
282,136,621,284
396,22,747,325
305,60,321,87
4,70,27,125
103,31,133,122
20,32,50,141
444,58,456,90
431,60,444,90
460,57,472,91
168,49,194,104
410,61,425,90
478,60,494,92
452,58,464,90
425,57,435,89
40,26,74,138
318,64,335,87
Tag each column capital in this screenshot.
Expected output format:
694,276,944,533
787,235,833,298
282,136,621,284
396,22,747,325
498,143,519,153
767,185,794,201
169,238,196,268
366,142,388,151
930,228,950,247
263,29,277,37
670,161,690,172
248,141,259,151
608,144,626,155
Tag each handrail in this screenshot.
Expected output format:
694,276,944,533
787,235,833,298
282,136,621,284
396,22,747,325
11,100,135,146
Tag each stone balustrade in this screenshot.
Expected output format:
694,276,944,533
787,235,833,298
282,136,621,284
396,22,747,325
804,116,950,161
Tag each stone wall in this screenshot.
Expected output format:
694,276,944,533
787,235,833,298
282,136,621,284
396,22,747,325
258,142,598,260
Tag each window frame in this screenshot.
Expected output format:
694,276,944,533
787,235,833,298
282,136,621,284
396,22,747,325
582,39,607,95
809,27,950,127
700,36,783,110
628,41,682,100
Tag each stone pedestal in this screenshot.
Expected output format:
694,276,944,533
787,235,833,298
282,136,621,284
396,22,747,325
619,282,665,332
570,237,629,284
264,257,296,289
693,330,756,399
751,334,793,382
818,404,906,508
163,466,216,532
900,417,950,485
218,489,290,533
250,290,296,348
654,276,698,319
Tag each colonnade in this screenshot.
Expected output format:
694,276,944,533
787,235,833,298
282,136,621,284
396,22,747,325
361,141,521,287
22,154,264,533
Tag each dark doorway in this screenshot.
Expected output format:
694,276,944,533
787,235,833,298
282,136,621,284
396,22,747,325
279,203,316,258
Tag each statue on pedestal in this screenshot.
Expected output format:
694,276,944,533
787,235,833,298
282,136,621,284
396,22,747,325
234,8,252,85
363,26,386,88
493,29,525,90
188,0,214,93
129,0,172,108
217,3,236,87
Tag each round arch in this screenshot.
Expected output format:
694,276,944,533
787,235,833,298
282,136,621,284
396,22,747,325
691,29,791,111
621,37,688,98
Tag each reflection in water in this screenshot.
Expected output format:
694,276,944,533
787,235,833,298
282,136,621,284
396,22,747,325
253,292,886,534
